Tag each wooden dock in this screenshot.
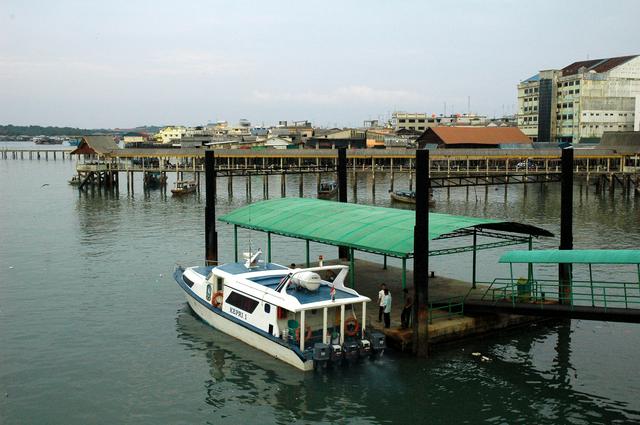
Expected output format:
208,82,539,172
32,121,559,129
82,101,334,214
321,258,539,352
2,146,640,195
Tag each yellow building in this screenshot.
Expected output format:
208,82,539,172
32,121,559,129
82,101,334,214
154,126,187,144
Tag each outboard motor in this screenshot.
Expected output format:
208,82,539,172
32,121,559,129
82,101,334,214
330,344,343,364
368,331,386,357
358,339,372,358
313,343,330,369
342,340,360,363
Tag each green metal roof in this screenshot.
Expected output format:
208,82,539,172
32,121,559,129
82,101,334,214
499,249,640,264
218,198,552,258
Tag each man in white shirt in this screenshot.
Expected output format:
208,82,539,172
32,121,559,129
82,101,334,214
377,283,387,322
383,288,392,328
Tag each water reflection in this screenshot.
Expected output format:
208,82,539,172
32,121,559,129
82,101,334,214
175,304,390,424
176,304,639,424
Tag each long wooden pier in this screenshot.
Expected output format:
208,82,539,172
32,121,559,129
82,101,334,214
2,147,640,194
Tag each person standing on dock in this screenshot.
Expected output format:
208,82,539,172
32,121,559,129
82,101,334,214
401,296,413,329
383,288,392,328
378,284,387,322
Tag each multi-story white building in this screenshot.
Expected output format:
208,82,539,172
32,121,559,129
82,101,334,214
392,112,430,132
517,55,640,143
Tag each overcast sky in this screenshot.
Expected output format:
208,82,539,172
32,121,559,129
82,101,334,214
1,0,639,128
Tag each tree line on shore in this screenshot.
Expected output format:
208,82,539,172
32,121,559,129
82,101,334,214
0,124,162,137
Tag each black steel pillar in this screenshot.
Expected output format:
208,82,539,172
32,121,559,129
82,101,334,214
559,147,573,304
205,150,218,265
413,149,429,357
337,148,350,260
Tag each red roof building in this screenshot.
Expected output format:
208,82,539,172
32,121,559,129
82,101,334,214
416,127,532,149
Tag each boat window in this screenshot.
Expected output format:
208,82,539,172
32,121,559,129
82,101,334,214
183,275,195,288
264,303,271,313
225,291,259,314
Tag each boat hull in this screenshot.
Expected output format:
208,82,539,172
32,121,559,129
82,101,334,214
177,272,314,371
171,187,196,195
390,191,436,207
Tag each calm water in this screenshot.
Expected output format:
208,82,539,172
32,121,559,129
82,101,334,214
1,145,640,424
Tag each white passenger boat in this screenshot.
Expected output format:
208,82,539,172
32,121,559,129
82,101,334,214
171,180,197,196
174,251,385,371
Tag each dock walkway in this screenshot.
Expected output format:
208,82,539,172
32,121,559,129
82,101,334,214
323,258,536,351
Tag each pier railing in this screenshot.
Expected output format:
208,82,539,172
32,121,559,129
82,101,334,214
475,277,640,310
428,296,465,323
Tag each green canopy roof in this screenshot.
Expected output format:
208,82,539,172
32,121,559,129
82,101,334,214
499,249,640,264
218,198,552,258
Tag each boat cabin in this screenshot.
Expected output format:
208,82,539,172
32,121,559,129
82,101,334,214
182,258,370,352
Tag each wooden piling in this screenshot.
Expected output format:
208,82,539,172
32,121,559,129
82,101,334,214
280,173,285,197
559,148,573,304
263,174,268,199
337,148,349,260
390,158,395,192
413,149,429,357
299,173,303,197
201,151,217,266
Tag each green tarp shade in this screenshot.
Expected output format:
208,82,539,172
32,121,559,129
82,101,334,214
218,198,552,258
500,249,640,264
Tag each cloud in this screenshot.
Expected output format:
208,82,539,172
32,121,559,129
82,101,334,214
144,50,253,78
251,85,430,106
0,50,252,81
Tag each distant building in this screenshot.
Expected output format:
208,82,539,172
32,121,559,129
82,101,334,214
392,112,430,132
155,126,187,144
598,130,640,154
365,129,394,148
307,129,366,149
122,132,149,146
416,127,532,149
517,55,640,144
70,135,120,158
271,123,313,145
264,136,293,149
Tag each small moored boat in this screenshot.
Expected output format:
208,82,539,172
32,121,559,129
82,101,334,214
33,136,63,145
68,175,81,186
390,190,435,207
171,180,197,195
318,181,338,198
174,250,385,371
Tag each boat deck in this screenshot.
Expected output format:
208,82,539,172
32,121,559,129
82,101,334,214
216,262,288,275
197,262,360,305
250,275,359,303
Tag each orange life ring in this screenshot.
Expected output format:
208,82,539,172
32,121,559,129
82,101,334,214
345,317,360,337
295,325,312,341
211,291,223,308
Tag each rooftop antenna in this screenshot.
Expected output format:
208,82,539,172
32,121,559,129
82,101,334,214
467,96,471,115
